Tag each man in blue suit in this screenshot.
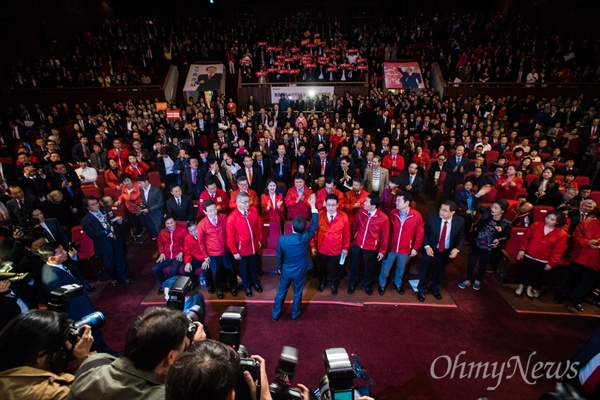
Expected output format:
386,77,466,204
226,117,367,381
81,196,131,284
39,241,112,352
417,200,465,302
272,194,318,321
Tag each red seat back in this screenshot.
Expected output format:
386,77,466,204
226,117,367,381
503,227,528,260
533,205,553,223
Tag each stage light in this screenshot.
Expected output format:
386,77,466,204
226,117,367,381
309,90,315,97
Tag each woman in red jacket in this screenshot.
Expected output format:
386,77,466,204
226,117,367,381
114,173,144,237
515,210,568,299
260,179,284,222
494,165,523,200
103,158,122,189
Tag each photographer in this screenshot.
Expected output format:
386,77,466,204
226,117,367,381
0,310,93,399
68,307,206,400
166,339,278,400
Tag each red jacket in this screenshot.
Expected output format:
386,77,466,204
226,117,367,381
522,222,568,267
494,175,523,200
285,186,313,219
343,189,369,222
229,189,259,211
382,154,405,176
107,148,129,169
570,219,600,271
226,207,262,256
125,161,150,180
158,225,187,260
104,168,122,189
388,208,425,254
310,210,351,256
183,233,204,263
351,209,390,253
197,213,228,257
315,187,345,211
261,193,284,221
198,189,229,216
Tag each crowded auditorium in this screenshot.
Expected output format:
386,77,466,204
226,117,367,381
0,0,599,399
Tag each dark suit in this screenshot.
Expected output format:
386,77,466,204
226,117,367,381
312,156,334,179
39,218,69,248
272,211,318,320
418,214,465,296
72,143,91,162
140,185,165,237
166,195,195,222
6,195,39,221
196,72,223,91
81,210,129,282
271,154,292,184
254,159,271,181
237,166,263,194
41,260,111,352
398,172,424,195
182,168,205,199
204,170,231,192
442,155,470,199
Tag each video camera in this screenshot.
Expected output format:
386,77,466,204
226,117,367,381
0,217,40,236
166,276,205,342
219,306,260,400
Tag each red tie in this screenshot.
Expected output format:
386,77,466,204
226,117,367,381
321,159,325,175
438,221,448,252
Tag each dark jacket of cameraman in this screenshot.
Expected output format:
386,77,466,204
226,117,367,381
67,354,164,400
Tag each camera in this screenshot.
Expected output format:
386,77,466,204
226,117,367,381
48,284,86,312
219,306,260,400
317,348,360,400
166,276,205,341
0,217,40,236
67,311,105,346
269,346,303,400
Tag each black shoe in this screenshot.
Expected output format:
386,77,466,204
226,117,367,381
272,314,281,322
397,285,404,295
574,303,585,312
378,286,385,296
365,286,373,296
331,285,338,295
347,285,356,294
254,283,263,293
217,290,224,299
245,288,253,297
231,288,238,296
417,293,425,302
157,287,164,295
207,286,215,294
553,295,565,304
433,292,442,300
318,281,327,293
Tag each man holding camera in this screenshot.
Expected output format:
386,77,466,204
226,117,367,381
81,196,131,286
272,194,318,321
68,307,206,400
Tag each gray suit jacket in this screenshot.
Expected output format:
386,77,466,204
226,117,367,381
141,185,165,232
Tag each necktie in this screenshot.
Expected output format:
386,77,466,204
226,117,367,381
248,169,253,185
259,161,263,173
457,157,461,165
192,170,197,184
321,159,325,175
177,198,181,207
190,133,195,147
244,211,248,217
212,217,217,226
42,223,56,241
409,175,414,185
61,175,75,197
438,221,448,252
329,215,333,225
83,145,88,158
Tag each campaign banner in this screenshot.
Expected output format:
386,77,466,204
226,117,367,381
270,86,335,104
167,109,181,120
183,64,224,92
383,62,426,89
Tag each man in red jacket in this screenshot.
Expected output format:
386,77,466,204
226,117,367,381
348,193,390,296
378,192,424,295
285,173,313,220
198,177,229,217
228,176,259,212
343,177,369,224
197,200,237,298
381,145,404,176
152,215,187,294
554,219,600,312
310,193,351,295
315,177,345,211
227,192,262,297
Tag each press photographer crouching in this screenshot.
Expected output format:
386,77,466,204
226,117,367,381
0,310,94,399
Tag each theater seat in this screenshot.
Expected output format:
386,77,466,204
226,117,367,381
495,227,528,284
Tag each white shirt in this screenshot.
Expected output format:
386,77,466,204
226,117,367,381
75,166,98,184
